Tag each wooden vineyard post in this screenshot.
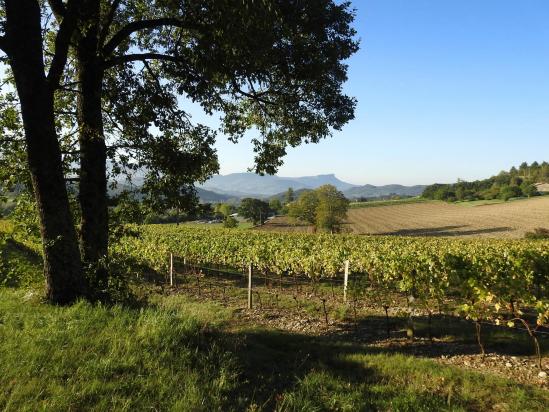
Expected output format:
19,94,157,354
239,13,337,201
170,253,174,286
248,263,253,310
343,260,350,303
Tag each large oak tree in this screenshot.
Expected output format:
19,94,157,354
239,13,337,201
1,0,85,303
0,0,358,303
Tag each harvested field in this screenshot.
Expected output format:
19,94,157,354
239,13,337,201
259,196,549,238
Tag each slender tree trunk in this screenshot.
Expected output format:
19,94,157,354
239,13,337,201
76,0,109,282
5,0,85,303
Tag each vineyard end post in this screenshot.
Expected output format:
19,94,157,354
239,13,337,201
343,260,350,303
248,263,253,310
170,253,174,286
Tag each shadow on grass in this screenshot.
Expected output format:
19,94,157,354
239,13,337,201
380,225,514,237
213,326,547,411
338,313,549,358
1,236,43,287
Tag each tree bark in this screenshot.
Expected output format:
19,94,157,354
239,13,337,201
76,0,109,282
4,0,85,303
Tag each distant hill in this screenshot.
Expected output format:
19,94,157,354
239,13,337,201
343,184,426,199
195,188,237,203
199,173,356,197
110,172,428,204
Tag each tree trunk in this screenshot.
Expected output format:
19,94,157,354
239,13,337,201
76,0,109,283
5,0,85,303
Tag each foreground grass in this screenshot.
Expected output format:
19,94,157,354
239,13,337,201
1,288,548,412
0,289,240,411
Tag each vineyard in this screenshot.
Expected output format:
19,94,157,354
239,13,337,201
115,224,549,367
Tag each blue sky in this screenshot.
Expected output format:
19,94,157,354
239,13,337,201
194,0,549,185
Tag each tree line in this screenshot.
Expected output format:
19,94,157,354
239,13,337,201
422,161,547,202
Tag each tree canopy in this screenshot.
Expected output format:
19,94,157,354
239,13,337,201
0,0,358,303
238,198,270,225
288,184,348,232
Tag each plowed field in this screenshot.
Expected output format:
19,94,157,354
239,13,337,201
259,196,549,238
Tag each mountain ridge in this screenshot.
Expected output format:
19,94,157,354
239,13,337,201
198,172,426,200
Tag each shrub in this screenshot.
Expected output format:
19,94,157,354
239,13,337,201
499,185,522,201
223,216,238,228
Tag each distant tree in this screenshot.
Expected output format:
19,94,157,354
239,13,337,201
223,216,238,228
288,190,319,224
499,185,522,201
111,192,148,225
455,186,466,201
510,176,523,186
494,171,510,186
284,187,295,204
480,186,501,200
288,185,348,232
433,186,455,201
520,183,538,198
198,203,215,219
215,203,233,218
239,198,270,225
269,198,282,214
315,185,349,232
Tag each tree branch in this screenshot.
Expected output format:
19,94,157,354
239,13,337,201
0,36,9,54
102,18,200,57
104,52,185,68
231,80,277,106
98,0,122,49
47,0,80,88
47,0,67,20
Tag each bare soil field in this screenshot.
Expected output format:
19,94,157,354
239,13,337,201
260,196,549,238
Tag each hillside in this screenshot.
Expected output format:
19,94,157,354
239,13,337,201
195,187,237,203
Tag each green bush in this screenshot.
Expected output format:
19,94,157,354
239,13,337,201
223,216,238,228
499,185,522,201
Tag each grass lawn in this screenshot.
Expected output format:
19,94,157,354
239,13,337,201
1,288,548,411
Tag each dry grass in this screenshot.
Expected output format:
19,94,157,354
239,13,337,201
260,196,549,238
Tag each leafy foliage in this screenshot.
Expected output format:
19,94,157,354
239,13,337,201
288,189,318,224
423,162,547,202
238,198,270,225
315,184,349,232
114,225,549,330
222,216,238,228
288,184,348,231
